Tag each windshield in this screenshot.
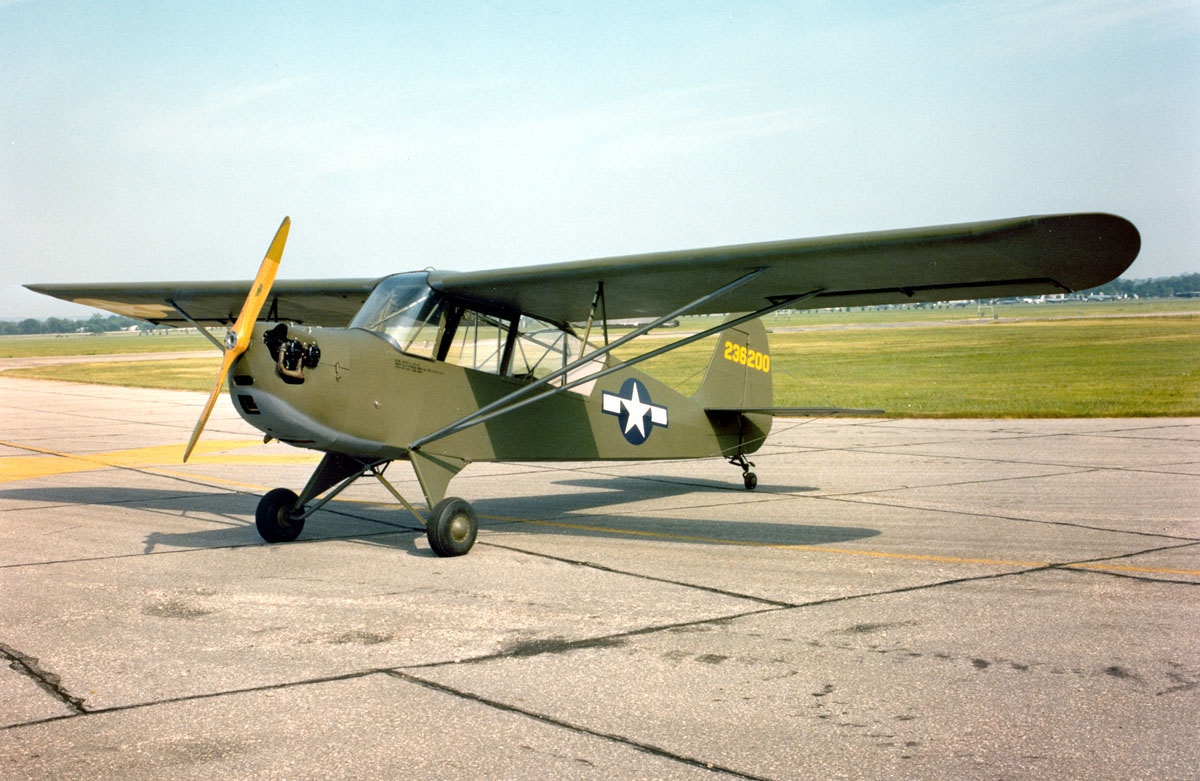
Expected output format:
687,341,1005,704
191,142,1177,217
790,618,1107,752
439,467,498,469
350,273,604,391
350,273,446,359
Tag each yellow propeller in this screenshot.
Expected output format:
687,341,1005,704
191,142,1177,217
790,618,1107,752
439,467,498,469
183,217,290,462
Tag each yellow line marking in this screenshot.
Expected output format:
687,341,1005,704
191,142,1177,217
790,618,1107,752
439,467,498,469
2,440,1195,578
482,516,1200,577
0,439,320,483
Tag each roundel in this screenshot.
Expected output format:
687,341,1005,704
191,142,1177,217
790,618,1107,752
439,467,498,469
600,378,669,445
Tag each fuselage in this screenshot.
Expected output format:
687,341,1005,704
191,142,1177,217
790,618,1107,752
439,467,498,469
227,272,762,465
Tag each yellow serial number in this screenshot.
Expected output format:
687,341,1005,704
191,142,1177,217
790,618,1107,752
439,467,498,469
723,341,770,373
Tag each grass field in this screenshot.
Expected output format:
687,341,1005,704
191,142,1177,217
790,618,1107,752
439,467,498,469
0,331,214,358
5,357,226,391
677,298,1200,329
3,303,1197,417
618,315,1198,417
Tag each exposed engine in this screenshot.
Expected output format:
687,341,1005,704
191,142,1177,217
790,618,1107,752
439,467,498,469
263,324,320,383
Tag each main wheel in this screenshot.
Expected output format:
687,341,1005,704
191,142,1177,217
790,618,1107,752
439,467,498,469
256,488,305,542
427,497,477,557
743,471,758,490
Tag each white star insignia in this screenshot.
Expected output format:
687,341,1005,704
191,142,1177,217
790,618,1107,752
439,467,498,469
602,380,669,444
622,383,651,436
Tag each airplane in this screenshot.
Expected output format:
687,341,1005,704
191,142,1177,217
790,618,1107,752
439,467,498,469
27,213,1140,556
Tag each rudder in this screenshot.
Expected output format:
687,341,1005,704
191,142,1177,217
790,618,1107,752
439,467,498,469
694,315,773,409
693,315,773,454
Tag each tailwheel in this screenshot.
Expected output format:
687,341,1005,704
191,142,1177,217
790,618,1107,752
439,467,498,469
427,497,477,557
728,453,757,491
256,488,305,543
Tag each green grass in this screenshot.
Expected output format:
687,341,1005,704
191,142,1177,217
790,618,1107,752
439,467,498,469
5,308,1198,417
0,331,215,358
617,315,1200,417
6,357,223,391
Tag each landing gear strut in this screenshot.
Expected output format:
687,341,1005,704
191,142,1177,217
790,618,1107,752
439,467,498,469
251,453,478,557
728,453,757,491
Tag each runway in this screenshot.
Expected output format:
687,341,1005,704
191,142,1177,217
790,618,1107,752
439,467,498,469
1,376,1197,779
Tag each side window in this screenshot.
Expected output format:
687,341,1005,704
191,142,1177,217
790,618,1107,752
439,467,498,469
509,315,605,394
509,316,571,382
395,300,445,360
436,306,605,394
442,309,510,374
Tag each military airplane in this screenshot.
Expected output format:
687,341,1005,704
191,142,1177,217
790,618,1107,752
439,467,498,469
27,213,1139,556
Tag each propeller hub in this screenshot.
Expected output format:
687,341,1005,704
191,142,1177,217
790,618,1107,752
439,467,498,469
224,328,239,352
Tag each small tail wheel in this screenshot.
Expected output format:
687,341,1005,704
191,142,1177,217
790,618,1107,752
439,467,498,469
427,497,478,557
729,453,757,491
256,488,305,542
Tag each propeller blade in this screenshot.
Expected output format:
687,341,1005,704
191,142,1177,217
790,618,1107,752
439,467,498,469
183,349,240,462
229,216,289,354
183,217,291,462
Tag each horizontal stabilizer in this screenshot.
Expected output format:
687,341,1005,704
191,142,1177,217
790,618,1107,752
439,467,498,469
706,407,886,417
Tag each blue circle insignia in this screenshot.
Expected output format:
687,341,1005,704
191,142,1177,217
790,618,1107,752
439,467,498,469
600,377,669,446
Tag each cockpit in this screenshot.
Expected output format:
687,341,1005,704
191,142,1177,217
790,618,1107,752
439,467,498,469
349,272,604,388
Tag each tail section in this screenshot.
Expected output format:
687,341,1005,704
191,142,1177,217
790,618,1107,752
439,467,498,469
694,316,774,454
694,315,773,408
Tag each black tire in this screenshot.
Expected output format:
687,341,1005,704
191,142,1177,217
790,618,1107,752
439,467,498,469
427,497,477,557
256,488,305,543
743,472,758,491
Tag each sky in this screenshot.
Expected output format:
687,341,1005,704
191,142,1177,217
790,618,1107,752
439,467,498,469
2,0,1198,318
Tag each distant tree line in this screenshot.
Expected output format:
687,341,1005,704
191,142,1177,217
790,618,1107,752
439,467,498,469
1083,273,1200,298
0,312,149,336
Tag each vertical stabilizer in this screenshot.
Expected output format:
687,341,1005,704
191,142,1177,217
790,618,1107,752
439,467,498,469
693,315,773,454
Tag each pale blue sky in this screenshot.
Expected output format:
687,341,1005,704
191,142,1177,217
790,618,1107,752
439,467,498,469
3,0,1197,317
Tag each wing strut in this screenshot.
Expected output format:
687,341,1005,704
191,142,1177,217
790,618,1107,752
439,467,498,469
409,282,823,451
167,299,225,351
580,281,606,348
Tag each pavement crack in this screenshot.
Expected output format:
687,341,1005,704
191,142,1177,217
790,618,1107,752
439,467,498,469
384,669,777,781
0,668,387,731
410,552,1078,671
1049,541,1200,585
0,550,1170,735
817,493,1200,542
479,540,794,606
0,641,87,715
816,467,1098,499
412,606,787,669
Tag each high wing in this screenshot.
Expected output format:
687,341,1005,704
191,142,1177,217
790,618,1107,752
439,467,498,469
24,278,382,327
27,213,1138,328
429,213,1139,322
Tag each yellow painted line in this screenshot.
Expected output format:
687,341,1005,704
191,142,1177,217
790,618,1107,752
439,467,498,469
483,516,1200,578
0,439,320,483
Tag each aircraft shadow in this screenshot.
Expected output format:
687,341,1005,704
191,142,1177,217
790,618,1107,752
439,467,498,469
0,486,409,554
545,474,819,495
473,475,877,549
1,475,879,556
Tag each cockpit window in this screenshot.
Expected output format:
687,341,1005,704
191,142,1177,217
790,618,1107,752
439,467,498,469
350,273,446,359
351,273,605,393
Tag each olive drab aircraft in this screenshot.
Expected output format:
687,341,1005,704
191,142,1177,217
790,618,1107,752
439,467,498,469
27,213,1140,556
